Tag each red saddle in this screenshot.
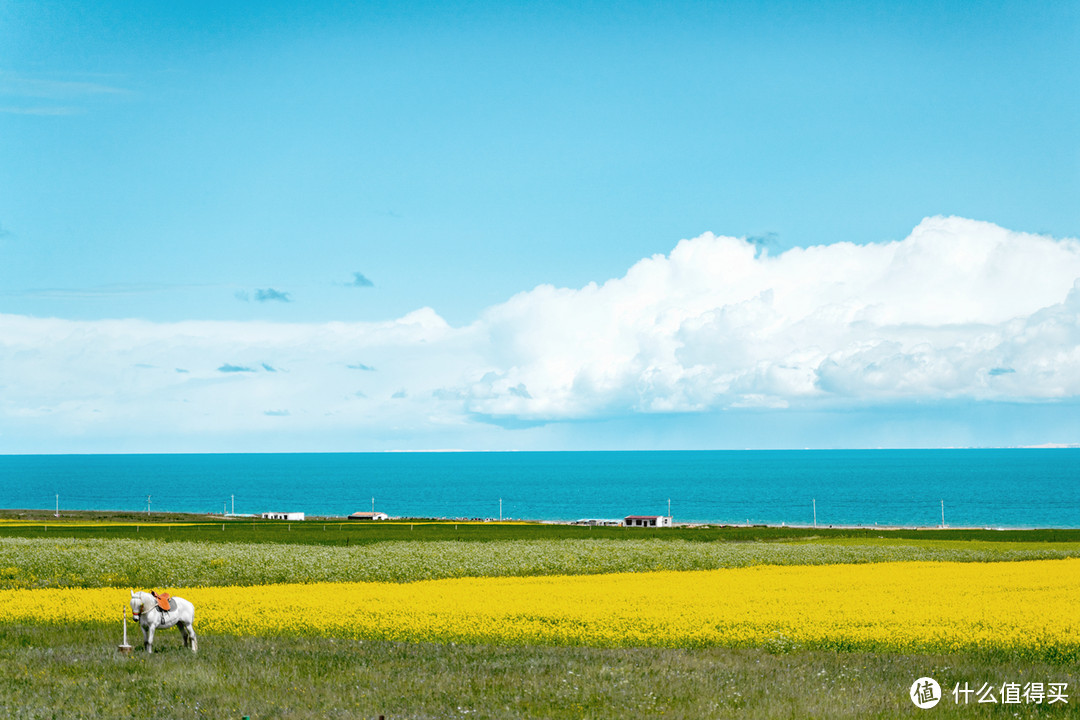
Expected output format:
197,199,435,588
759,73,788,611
152,591,173,612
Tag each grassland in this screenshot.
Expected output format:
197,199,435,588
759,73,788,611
5,507,1080,544
2,620,1073,720
2,513,1078,718
2,536,1080,589
4,622,1077,720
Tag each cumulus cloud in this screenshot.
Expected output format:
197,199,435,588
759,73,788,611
1,216,1078,447
461,216,1080,420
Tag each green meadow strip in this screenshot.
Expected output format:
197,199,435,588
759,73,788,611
2,536,1080,589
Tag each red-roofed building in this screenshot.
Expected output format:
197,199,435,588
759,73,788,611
348,511,389,521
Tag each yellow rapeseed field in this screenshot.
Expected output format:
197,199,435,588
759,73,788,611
1,559,1077,657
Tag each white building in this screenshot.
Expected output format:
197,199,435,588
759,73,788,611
348,511,389,521
624,515,672,528
261,512,305,521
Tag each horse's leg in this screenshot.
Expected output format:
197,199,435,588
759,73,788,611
186,622,198,653
179,622,190,648
145,624,156,654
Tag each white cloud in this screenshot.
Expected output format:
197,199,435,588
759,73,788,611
0,307,475,441
1,216,1079,447
465,216,1080,419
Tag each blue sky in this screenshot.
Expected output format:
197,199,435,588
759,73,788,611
1,1,1078,452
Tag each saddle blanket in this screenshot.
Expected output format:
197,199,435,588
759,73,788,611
153,592,176,612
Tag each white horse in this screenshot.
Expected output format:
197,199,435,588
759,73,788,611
129,590,198,654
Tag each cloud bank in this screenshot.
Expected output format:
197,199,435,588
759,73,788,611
468,216,1080,419
1,217,1078,448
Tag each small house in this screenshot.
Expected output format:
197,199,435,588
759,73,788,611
348,511,389,521
261,511,305,521
624,515,672,528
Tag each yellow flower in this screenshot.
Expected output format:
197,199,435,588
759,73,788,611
1,559,1076,658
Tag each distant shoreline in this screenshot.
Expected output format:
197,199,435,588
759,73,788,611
3,507,1079,532
1,446,1079,456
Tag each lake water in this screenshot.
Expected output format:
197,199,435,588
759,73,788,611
1,449,1077,528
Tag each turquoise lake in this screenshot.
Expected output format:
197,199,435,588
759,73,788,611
1,449,1077,527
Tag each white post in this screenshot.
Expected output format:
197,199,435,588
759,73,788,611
118,606,132,653
372,497,375,513
668,498,671,519
813,499,817,528
499,498,502,521
941,499,945,528
231,494,235,516
146,495,151,516
55,494,59,518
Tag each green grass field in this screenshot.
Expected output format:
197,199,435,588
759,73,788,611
3,536,1080,589
2,623,1076,719
3,507,1080,545
2,512,1078,718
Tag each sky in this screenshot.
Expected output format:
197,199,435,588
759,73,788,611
1,0,1078,453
